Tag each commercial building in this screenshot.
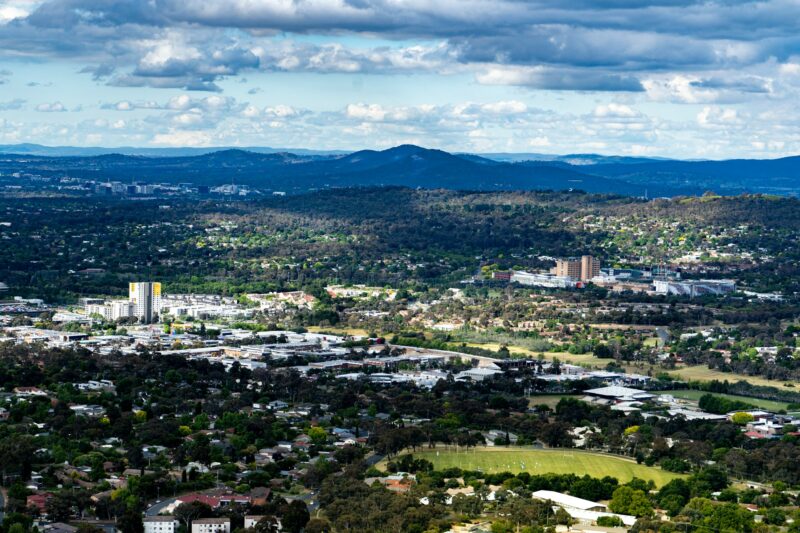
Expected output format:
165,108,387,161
143,517,179,533
129,282,162,323
510,271,579,289
653,279,735,298
551,256,600,282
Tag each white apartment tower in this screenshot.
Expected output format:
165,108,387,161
129,282,162,323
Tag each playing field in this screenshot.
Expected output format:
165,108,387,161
385,447,684,486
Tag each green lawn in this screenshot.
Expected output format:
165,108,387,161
385,446,683,487
662,389,791,412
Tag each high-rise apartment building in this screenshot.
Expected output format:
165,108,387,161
551,256,601,282
129,282,161,323
580,255,601,281
552,258,582,279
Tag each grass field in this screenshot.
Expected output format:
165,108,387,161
528,394,575,408
668,365,798,390
462,342,611,367
662,389,791,412
384,447,683,486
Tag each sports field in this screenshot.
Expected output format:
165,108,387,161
386,447,684,486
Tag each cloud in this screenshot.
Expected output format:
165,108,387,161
593,103,638,118
476,65,644,91
0,98,25,110
2,0,797,94
101,100,161,111
152,130,213,146
35,101,67,112
697,106,741,127
0,4,28,24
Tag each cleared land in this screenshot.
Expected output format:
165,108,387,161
662,389,791,412
385,446,683,487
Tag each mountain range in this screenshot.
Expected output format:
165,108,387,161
1,143,798,197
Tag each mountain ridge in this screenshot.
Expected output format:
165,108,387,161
0,144,797,196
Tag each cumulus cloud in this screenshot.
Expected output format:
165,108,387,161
35,101,67,112
1,0,798,95
3,0,800,156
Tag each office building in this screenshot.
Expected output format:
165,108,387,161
129,282,162,323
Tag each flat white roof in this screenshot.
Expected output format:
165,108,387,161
561,507,636,526
532,490,607,511
583,385,653,399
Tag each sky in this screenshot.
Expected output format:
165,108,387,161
0,0,800,158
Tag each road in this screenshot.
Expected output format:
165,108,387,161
145,495,183,516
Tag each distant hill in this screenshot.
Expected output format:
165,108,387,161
0,145,658,195
0,143,797,196
0,143,346,157
586,156,800,195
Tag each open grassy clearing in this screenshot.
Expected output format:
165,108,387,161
383,446,684,487
527,394,576,408
462,342,611,367
668,365,798,390
662,389,791,412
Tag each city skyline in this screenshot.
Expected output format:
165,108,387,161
0,0,799,158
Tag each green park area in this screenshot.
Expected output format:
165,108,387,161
385,446,684,487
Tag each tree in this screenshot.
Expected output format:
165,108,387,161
304,518,332,533
609,486,653,518
280,500,310,533
46,493,75,522
731,412,755,425
174,501,213,529
307,426,328,446
253,516,280,533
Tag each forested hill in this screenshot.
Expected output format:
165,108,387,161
1,144,799,196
